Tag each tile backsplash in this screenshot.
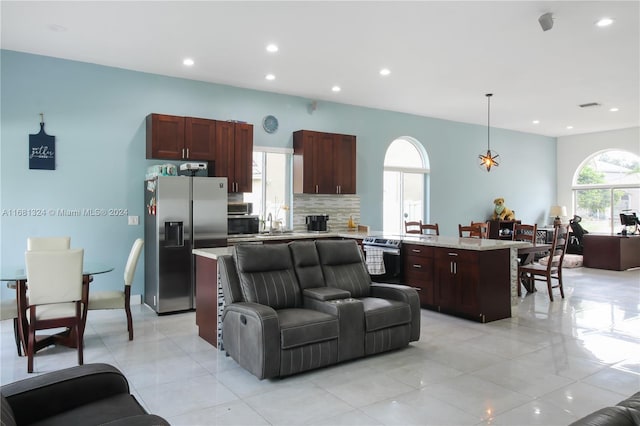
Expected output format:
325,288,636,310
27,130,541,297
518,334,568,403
292,194,361,233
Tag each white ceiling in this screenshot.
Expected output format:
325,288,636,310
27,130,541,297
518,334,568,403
2,1,639,138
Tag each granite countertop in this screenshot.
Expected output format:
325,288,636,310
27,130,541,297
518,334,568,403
401,234,531,251
193,232,531,259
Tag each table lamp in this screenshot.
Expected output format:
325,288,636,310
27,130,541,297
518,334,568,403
550,205,567,226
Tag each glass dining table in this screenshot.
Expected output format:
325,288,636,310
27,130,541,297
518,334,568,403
1,262,114,354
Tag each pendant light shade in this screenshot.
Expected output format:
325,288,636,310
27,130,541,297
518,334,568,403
478,93,499,172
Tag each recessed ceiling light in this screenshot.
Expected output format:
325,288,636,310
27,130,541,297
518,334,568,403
566,125,574,130
533,120,540,124
332,86,341,92
379,68,391,76
266,44,279,53
609,107,619,112
183,58,194,66
596,17,614,27
265,74,276,81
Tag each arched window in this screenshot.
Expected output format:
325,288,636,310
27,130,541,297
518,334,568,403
383,137,430,234
572,150,640,233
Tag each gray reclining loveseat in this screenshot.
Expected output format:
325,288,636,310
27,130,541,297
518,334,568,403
218,239,420,379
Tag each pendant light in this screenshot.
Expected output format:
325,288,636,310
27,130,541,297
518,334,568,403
478,93,500,172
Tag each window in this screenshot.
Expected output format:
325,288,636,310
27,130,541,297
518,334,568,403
244,149,291,230
383,137,430,234
572,150,640,233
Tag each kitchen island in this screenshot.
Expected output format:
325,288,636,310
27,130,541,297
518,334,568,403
193,232,529,346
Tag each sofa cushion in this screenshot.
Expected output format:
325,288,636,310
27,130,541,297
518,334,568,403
1,395,16,426
234,244,301,309
316,240,371,298
289,241,325,289
278,308,339,349
27,393,149,426
360,297,411,332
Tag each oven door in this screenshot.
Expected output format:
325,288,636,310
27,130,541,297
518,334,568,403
363,245,402,284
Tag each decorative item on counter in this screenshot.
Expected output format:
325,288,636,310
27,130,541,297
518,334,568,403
347,215,356,230
491,197,515,220
29,113,55,170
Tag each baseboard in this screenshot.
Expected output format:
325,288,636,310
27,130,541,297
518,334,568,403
131,294,142,305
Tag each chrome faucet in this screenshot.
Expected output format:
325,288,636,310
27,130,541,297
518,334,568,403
266,213,273,234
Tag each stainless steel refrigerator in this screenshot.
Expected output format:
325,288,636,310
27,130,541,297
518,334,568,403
144,176,227,314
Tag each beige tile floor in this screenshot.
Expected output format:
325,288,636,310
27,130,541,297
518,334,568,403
1,266,638,425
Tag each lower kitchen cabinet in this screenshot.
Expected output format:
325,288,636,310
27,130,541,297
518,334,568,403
433,247,511,322
402,244,435,306
401,244,511,323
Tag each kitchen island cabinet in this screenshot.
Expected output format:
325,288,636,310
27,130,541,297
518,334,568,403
433,247,510,323
402,244,435,306
400,235,523,322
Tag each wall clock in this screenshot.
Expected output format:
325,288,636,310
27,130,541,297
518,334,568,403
262,115,278,134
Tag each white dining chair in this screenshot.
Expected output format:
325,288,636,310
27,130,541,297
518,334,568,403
25,248,84,373
27,236,71,251
88,239,143,340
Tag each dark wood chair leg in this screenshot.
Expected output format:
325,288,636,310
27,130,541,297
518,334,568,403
13,318,22,356
546,272,554,302
76,303,83,366
125,287,133,340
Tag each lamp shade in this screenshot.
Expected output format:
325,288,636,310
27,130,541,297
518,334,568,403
549,205,567,218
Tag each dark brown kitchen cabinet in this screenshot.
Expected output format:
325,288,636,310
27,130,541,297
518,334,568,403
402,243,435,306
215,121,253,193
293,130,356,194
146,113,216,161
433,247,510,323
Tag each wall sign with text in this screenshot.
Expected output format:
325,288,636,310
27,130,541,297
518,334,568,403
29,120,55,170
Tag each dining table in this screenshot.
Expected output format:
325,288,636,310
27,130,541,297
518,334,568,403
1,262,114,355
516,242,552,293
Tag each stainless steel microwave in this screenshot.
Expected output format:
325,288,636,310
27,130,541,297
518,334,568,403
228,215,260,235
228,202,253,216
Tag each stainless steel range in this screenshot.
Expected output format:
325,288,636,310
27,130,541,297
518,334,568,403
362,235,403,284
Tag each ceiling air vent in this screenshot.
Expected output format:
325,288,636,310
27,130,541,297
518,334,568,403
579,102,601,108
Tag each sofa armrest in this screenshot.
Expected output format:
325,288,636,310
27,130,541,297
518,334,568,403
1,364,131,425
221,302,281,380
370,283,421,342
303,287,351,301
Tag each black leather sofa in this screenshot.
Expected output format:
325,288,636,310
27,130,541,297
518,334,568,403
218,239,420,379
1,363,169,425
569,392,640,425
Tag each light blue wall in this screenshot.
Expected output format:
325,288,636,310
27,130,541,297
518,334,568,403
1,50,556,298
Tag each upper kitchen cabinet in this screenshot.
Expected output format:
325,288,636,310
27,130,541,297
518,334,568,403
146,113,216,161
293,130,356,194
215,121,253,193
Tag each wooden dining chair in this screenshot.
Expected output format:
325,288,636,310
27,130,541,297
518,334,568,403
512,223,538,243
459,222,489,238
88,239,143,340
513,223,538,296
25,249,84,373
421,223,439,235
27,237,71,251
404,220,423,234
519,225,570,301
